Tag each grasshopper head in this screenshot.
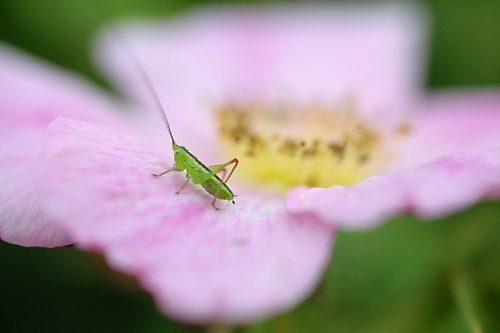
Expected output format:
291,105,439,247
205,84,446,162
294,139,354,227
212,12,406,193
172,143,187,168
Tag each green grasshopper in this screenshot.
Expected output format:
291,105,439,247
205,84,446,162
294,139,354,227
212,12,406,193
120,35,238,209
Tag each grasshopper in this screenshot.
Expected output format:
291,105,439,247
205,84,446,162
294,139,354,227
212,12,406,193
118,33,238,209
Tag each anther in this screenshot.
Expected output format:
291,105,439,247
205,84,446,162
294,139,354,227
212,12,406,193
215,99,391,189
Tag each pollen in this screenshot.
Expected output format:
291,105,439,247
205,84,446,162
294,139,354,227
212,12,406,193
216,100,407,191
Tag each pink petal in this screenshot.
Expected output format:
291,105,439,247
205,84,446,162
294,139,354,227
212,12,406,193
94,3,426,155
396,90,500,169
0,43,125,247
287,149,500,228
38,117,334,323
0,130,71,246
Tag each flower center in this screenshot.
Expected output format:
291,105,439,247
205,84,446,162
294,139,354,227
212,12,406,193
216,99,409,192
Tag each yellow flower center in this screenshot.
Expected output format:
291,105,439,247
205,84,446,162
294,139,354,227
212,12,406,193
216,99,409,192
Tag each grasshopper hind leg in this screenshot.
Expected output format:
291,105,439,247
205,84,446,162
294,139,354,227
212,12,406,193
210,158,239,210
210,168,227,210
211,196,220,210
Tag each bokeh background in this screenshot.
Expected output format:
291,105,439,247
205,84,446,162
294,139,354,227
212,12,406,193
1,0,499,332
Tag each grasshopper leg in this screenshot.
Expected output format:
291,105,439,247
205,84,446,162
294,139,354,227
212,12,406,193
221,158,239,184
152,167,173,177
176,175,191,195
210,168,227,210
223,158,239,205
211,158,239,210
211,196,220,210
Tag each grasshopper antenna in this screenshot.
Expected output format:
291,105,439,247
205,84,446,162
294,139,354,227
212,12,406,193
110,28,176,145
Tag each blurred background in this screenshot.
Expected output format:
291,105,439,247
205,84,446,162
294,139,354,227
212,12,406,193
1,0,499,332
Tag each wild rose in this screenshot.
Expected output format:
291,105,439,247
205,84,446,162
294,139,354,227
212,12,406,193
1,2,500,325
0,43,333,323
93,4,500,229
0,7,338,323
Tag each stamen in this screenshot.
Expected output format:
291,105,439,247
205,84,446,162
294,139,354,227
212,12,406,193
216,100,403,191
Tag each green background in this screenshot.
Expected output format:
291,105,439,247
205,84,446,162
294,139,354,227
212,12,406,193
1,1,499,332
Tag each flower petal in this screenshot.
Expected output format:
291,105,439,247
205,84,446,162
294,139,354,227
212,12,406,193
38,117,334,323
287,149,500,228
94,3,427,154
396,90,500,169
0,43,125,247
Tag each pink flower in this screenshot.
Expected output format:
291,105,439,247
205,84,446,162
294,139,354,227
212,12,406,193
39,117,333,323
0,7,334,323
91,3,500,230
1,2,499,325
